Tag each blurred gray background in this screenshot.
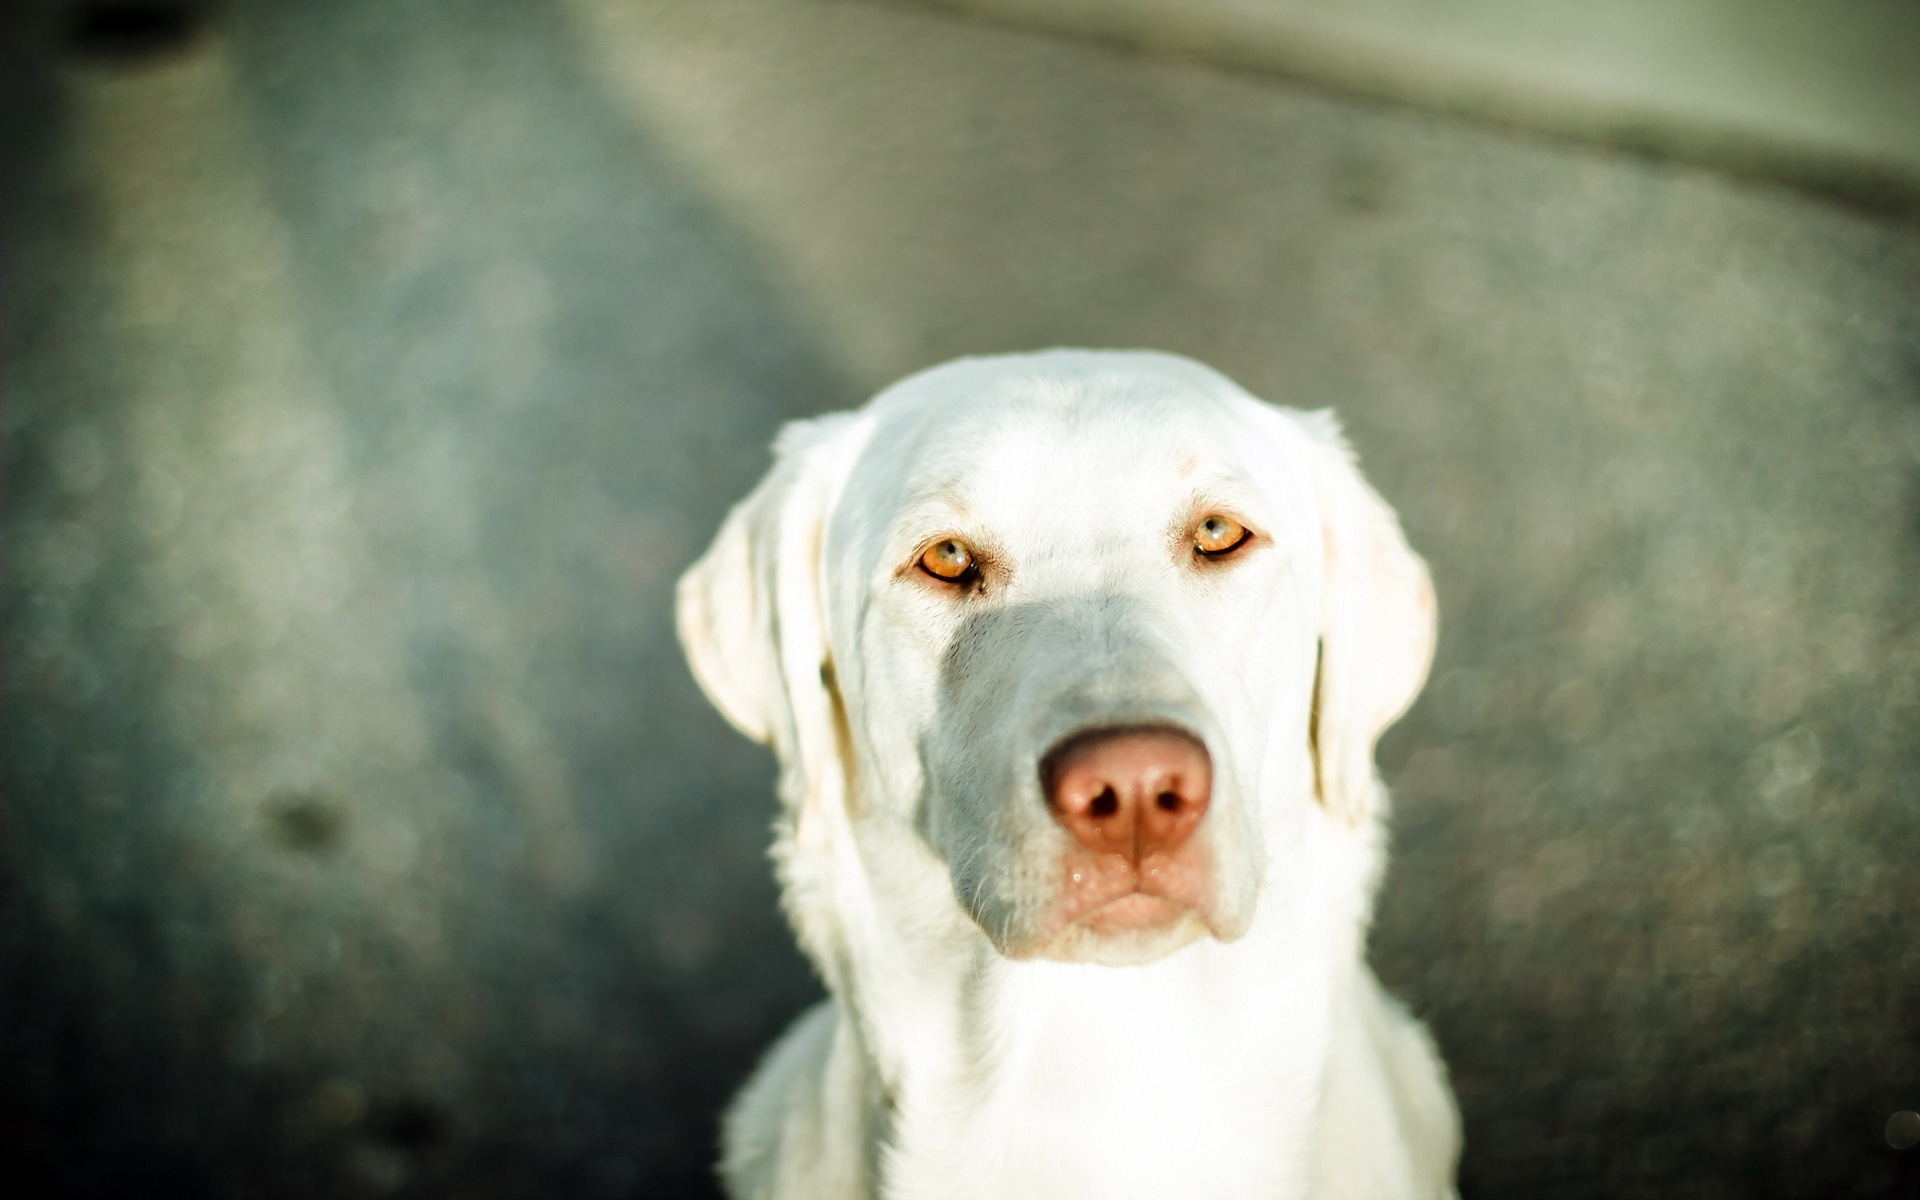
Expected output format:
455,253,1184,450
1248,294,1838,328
2,1,1917,1197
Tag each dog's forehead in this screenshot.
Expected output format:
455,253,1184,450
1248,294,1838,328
851,354,1274,529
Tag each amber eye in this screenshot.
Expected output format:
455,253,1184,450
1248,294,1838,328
1194,514,1249,556
918,538,976,582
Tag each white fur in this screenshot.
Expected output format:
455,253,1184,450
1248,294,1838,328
679,350,1459,1200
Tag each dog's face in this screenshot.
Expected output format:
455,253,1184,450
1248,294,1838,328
828,366,1321,965
678,352,1434,970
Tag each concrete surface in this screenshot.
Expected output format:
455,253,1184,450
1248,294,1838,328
893,0,1920,211
2,1,1917,1197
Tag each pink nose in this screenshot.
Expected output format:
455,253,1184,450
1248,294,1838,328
1042,727,1212,866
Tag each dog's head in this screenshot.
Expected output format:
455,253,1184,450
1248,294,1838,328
678,351,1433,969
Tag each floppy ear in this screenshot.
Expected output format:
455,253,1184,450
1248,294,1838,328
1296,414,1437,828
675,414,870,903
677,408,868,753
675,470,785,745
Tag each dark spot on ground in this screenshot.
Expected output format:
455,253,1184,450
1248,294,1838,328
370,1097,452,1154
65,2,212,64
266,791,346,853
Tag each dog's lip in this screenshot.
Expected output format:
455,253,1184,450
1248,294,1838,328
1076,890,1190,934
1054,852,1202,930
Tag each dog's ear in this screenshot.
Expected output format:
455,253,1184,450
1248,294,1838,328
676,413,868,805
677,414,872,994
675,471,782,746
1297,414,1437,827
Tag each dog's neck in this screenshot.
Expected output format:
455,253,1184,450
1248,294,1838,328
813,794,1386,1200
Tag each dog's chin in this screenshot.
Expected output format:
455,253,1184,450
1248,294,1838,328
1017,898,1214,967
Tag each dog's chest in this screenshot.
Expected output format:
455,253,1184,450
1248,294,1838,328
882,949,1332,1200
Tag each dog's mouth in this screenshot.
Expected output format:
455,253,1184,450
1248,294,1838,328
1004,844,1223,965
1076,891,1190,935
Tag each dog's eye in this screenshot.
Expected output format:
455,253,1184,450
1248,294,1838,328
919,538,976,583
1194,514,1249,556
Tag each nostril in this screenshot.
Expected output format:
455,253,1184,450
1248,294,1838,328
1089,787,1119,818
1155,791,1181,813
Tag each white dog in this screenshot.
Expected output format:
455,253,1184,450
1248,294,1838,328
677,350,1459,1200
